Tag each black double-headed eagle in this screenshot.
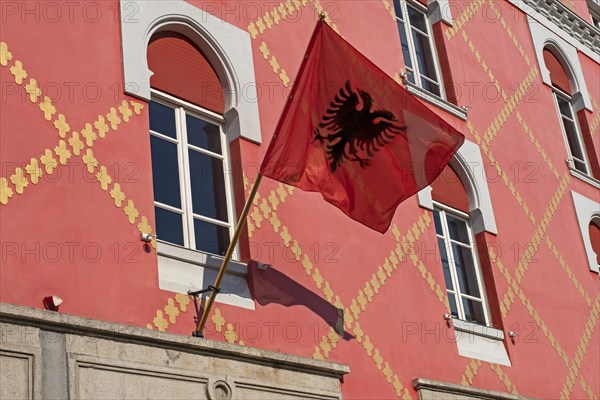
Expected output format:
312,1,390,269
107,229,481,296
314,80,407,173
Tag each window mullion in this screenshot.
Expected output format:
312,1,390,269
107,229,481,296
178,108,195,250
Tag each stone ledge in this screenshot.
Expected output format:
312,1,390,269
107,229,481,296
413,378,535,400
0,302,349,379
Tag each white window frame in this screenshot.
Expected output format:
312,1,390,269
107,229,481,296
150,89,237,258
434,202,491,326
551,88,590,176
394,0,446,98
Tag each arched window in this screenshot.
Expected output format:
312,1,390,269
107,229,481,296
431,165,490,325
543,46,591,175
147,32,234,256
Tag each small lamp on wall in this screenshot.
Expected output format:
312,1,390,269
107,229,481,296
43,296,63,311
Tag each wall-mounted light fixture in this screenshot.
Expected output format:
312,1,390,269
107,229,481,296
43,296,63,311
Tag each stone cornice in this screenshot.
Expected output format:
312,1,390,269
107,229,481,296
510,0,600,56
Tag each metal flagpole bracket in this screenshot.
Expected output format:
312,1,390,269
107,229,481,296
187,286,221,297
188,286,221,338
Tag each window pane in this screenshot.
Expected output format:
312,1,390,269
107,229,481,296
155,207,184,246
150,135,182,208
186,114,222,154
393,0,404,20
149,101,177,139
420,78,441,97
188,149,229,222
438,238,453,290
412,30,439,83
396,20,413,71
433,210,443,235
407,5,428,33
562,118,585,161
448,292,459,318
194,219,230,255
462,297,486,324
447,215,470,244
452,244,481,298
573,159,587,173
557,96,573,119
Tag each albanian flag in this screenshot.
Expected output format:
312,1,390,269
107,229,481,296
260,21,464,233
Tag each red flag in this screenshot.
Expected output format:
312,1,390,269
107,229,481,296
260,21,465,233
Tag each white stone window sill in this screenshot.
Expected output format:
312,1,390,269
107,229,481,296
570,168,600,190
452,319,511,366
405,82,468,121
157,241,255,310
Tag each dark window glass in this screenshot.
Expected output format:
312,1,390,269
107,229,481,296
188,149,229,222
557,96,573,119
149,101,177,139
412,31,438,83
433,210,443,235
438,238,453,290
448,293,459,318
452,244,481,298
396,20,413,72
393,0,404,19
150,136,181,208
407,5,428,33
420,79,441,97
462,298,486,324
194,219,230,255
155,207,184,246
447,215,470,244
186,114,222,154
563,118,585,160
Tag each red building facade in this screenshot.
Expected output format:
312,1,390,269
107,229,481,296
1,1,599,399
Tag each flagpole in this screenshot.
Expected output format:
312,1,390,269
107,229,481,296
192,173,263,337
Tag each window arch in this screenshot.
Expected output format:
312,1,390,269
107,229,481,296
543,44,592,175
571,191,600,273
119,1,262,143
147,31,235,257
431,165,491,325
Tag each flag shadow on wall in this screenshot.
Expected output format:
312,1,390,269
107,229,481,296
246,261,354,341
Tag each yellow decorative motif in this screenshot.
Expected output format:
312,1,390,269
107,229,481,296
10,61,27,84
25,79,41,103
164,298,180,324
82,149,98,173
54,140,72,165
40,149,58,174
124,199,139,224
110,183,125,207
0,178,14,205
9,168,28,195
130,101,144,115
81,123,97,147
0,42,13,66
106,107,121,130
25,159,42,184
175,293,190,312
96,166,112,191
137,216,152,235
94,115,109,138
68,132,84,156
152,310,168,332
224,323,238,344
53,114,70,138
39,97,56,121
118,100,133,122
212,308,225,332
